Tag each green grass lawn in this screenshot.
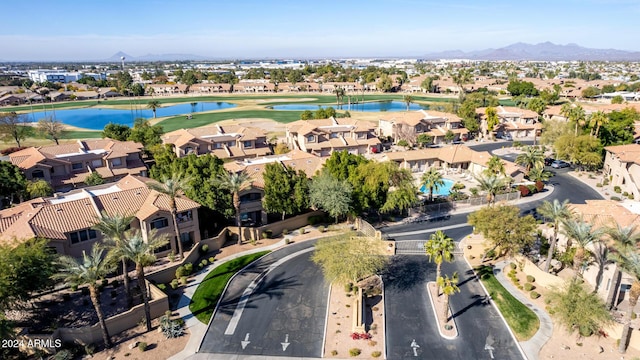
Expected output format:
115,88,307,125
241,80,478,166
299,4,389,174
475,265,539,341
157,110,305,132
189,251,270,324
61,130,102,139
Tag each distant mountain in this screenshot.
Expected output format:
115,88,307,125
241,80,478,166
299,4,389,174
105,51,209,62
423,42,640,61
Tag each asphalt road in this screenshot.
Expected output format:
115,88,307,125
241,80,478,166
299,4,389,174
199,241,328,357
384,255,523,359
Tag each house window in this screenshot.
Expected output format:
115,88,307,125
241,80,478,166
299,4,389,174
69,229,98,244
214,142,222,149
184,146,193,154
227,141,236,147
177,210,193,223
91,159,103,168
111,158,122,167
357,132,366,139
150,217,169,229
32,169,45,179
330,132,338,139
240,192,262,203
243,140,253,148
306,135,315,143
72,162,83,170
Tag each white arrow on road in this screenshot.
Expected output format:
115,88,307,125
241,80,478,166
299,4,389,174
410,339,420,357
484,344,495,359
281,334,290,351
241,333,250,349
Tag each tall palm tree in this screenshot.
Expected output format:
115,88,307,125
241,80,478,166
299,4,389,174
474,174,506,206
437,272,460,322
108,231,168,331
537,199,573,272
566,104,586,136
333,86,345,107
92,211,136,308
424,230,455,294
588,111,609,138
147,173,191,259
526,166,551,184
421,167,444,202
403,95,414,111
607,224,640,251
54,248,115,349
213,171,252,245
485,107,499,139
515,146,544,173
484,155,506,176
608,248,640,353
562,218,605,277
147,100,161,118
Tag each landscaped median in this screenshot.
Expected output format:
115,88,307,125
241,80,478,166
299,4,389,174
189,251,270,324
475,265,539,341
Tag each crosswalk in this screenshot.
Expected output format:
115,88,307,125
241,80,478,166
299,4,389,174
394,240,463,256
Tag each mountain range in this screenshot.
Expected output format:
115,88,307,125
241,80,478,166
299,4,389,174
106,42,640,62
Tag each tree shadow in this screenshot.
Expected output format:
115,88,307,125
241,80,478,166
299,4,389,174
451,294,491,319
382,256,433,292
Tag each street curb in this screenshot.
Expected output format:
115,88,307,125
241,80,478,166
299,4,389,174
425,281,458,340
321,283,332,358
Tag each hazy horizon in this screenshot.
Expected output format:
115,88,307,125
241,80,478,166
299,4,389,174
3,0,640,61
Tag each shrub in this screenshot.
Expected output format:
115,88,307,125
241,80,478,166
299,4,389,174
614,186,622,193
160,314,184,339
596,183,602,187
603,178,610,185
527,184,537,194
138,342,147,352
397,139,409,147
180,276,188,285
168,252,176,262
331,350,338,356
308,215,327,225
509,262,517,270
588,174,595,179
157,283,167,291
261,231,269,239
320,225,327,232
349,348,362,357
285,238,291,245
345,283,353,293
630,193,635,200
611,196,621,201
623,191,629,197
526,275,535,283
209,257,215,263
518,185,530,197
372,351,382,358
175,266,185,279
282,228,289,235
184,263,193,276
70,284,78,291
201,259,208,267
170,279,179,289
524,283,534,291
469,187,479,196
535,181,544,192
199,244,209,254
530,291,540,299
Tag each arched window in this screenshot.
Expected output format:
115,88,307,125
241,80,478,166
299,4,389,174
32,169,45,179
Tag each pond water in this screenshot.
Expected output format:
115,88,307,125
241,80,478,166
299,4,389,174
271,101,428,112
23,101,236,130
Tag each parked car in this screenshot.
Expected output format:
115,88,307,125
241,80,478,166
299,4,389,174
500,133,513,141
551,160,570,169
544,158,554,166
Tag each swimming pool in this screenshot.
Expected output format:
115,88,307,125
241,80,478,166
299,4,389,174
419,178,455,197
22,101,236,130
272,101,428,112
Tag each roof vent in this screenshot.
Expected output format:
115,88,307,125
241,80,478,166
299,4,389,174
135,191,141,196
56,208,63,212
112,196,118,200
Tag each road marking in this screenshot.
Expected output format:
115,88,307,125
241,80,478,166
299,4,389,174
410,339,420,357
387,223,472,237
484,344,495,359
241,333,250,349
224,247,315,335
281,334,290,351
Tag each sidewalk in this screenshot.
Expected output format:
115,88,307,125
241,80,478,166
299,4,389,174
493,261,553,360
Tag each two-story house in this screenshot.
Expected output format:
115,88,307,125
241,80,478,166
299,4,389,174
378,110,468,145
603,144,640,200
285,117,380,156
162,124,271,160
476,106,541,139
9,139,147,191
0,175,201,258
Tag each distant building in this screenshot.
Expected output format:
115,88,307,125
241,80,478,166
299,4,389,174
27,70,106,84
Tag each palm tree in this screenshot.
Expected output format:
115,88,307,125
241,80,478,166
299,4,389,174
437,272,460,322
334,86,345,107
424,230,455,294
484,155,506,176
564,104,586,136
609,248,640,353
527,166,551,184
92,211,136,308
403,95,414,111
54,248,115,349
485,107,499,139
147,173,191,259
147,100,161,118
588,111,609,138
421,167,444,202
213,171,252,245
474,174,506,205
607,224,640,251
515,146,544,173
108,231,168,331
562,218,605,277
452,69,472,99
537,199,573,272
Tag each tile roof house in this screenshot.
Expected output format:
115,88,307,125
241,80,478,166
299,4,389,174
476,106,541,139
603,144,640,200
8,139,147,191
285,117,380,156
0,175,201,258
147,84,189,96
382,144,524,181
378,110,469,145
223,150,326,226
162,124,271,160
189,83,232,94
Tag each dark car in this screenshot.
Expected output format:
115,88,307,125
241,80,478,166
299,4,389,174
551,160,570,169
544,158,554,166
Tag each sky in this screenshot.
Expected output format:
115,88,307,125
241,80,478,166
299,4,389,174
2,0,640,61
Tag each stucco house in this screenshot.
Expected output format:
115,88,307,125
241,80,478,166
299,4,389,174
285,117,380,156
603,144,640,200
